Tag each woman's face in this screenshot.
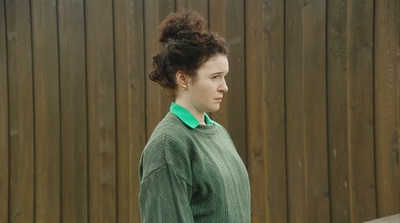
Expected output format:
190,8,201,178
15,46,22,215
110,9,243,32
184,54,229,116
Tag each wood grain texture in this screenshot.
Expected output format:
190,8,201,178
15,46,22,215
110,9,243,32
374,0,400,217
209,0,247,163
245,0,287,222
286,1,330,222
285,0,307,221
302,0,330,222
114,0,145,222
85,0,117,222
144,0,175,139
0,0,9,222
245,1,268,221
5,0,35,222
347,0,376,222
327,0,351,222
0,1,399,222
58,0,88,222
176,0,208,20
31,0,61,221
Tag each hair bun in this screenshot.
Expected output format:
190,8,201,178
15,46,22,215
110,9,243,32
149,10,228,98
159,10,207,44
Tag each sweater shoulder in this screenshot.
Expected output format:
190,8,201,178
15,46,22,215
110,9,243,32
151,112,192,138
140,113,195,179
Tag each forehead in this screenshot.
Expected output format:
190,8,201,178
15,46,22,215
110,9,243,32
198,54,229,74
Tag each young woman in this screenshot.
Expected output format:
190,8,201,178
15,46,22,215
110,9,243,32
139,10,251,223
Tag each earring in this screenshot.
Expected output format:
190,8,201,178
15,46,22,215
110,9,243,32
182,85,187,90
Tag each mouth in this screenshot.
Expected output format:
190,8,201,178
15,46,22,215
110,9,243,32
215,97,223,102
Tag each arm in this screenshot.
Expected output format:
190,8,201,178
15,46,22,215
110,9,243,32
139,137,195,223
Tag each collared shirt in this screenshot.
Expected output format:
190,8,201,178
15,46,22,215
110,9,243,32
170,102,221,129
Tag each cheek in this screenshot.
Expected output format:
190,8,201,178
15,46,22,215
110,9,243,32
192,88,209,101
189,79,217,99
199,81,216,92
191,82,208,93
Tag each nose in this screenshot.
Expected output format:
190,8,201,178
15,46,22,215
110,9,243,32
218,79,228,93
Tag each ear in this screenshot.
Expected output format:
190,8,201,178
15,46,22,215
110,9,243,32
176,70,188,87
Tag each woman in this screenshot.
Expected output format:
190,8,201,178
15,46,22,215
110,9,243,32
139,10,251,223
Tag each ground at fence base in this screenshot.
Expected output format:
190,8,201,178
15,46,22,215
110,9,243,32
364,213,400,223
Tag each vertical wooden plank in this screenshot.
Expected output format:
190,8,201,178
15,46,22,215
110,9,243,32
347,0,376,222
85,0,117,222
394,0,399,216
285,0,306,222
245,1,267,220
286,0,330,222
256,0,287,222
398,5,400,216
144,0,175,138
303,1,330,222
114,0,145,222
374,0,400,217
58,0,88,222
5,0,35,222
0,0,9,222
175,0,208,20
209,0,247,162
245,0,287,222
31,0,60,221
327,0,351,222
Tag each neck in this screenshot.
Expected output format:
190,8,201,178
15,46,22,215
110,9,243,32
174,99,206,125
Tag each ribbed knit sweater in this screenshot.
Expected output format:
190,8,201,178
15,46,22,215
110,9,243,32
139,112,251,223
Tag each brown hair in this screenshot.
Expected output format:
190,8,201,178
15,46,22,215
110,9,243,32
149,10,228,97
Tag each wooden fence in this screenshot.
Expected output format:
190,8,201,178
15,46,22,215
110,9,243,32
0,0,399,222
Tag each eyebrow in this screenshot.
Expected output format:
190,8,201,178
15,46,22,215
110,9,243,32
211,72,229,75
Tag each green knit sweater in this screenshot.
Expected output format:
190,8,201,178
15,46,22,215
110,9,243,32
139,112,251,223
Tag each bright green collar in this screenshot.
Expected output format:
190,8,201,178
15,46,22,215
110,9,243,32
170,102,221,129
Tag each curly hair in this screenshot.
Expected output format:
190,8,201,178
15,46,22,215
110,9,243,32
149,10,228,97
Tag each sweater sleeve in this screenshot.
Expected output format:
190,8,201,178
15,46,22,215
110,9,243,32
139,136,195,223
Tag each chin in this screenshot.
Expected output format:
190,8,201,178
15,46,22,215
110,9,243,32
208,105,221,113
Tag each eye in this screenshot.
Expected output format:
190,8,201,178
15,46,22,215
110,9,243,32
211,75,218,79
